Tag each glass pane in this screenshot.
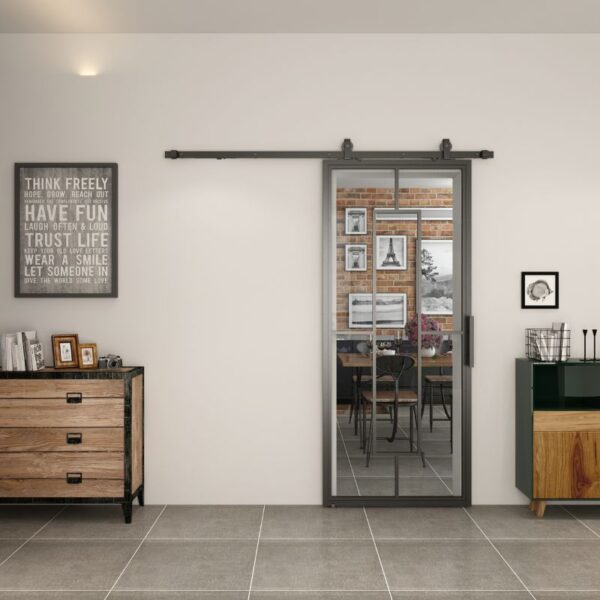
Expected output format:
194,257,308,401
333,169,395,497
398,171,461,497
330,167,462,498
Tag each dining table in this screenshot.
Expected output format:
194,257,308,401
337,352,452,370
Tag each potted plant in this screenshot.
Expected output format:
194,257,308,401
407,314,443,357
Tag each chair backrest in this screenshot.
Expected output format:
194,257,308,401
375,354,415,385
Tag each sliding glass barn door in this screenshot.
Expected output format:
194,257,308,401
323,162,471,506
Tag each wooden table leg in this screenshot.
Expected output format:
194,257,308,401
529,500,546,517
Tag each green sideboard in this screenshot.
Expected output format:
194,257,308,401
516,358,600,516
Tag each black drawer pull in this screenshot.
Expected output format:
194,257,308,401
66,392,82,404
66,473,82,484
66,433,83,444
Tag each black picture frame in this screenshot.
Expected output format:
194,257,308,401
14,163,118,297
521,271,559,309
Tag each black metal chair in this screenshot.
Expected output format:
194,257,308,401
422,369,453,449
361,354,421,466
347,342,373,435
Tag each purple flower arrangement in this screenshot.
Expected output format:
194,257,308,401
407,314,443,350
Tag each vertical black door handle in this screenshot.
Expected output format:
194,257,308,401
465,316,475,367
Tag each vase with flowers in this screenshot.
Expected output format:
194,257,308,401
407,314,443,357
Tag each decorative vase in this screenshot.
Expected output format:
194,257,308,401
421,346,436,358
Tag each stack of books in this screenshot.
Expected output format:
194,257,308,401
0,331,45,371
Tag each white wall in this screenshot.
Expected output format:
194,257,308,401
1,34,599,504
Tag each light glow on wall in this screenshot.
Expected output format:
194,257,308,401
78,65,99,77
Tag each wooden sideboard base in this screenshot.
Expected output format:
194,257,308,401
516,360,600,521
529,500,546,517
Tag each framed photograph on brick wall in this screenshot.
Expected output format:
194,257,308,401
345,244,367,271
421,239,453,315
15,163,118,297
349,293,407,329
345,207,367,235
376,235,407,270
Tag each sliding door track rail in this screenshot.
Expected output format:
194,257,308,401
164,138,494,161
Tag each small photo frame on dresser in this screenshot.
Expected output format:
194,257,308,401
51,334,79,368
78,343,98,369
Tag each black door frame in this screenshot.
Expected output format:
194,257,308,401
322,159,473,507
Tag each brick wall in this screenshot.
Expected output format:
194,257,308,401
336,187,454,335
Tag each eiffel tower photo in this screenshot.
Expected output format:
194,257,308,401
382,237,401,267
377,235,406,270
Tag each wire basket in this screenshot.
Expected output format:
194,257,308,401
526,328,570,362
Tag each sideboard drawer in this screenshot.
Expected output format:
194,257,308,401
0,428,124,452
534,411,600,432
0,398,123,427
0,379,123,399
0,451,124,479
0,478,124,498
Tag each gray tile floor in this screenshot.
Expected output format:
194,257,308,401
0,504,599,598
337,407,454,496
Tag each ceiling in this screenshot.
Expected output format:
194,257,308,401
1,0,599,33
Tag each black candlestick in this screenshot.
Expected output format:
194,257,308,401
594,329,598,361
583,329,588,362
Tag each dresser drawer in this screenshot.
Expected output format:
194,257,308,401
0,379,123,399
0,428,124,452
534,411,600,432
0,398,123,427
0,478,124,498
0,452,124,479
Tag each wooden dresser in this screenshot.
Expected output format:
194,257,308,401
0,367,144,523
516,359,600,517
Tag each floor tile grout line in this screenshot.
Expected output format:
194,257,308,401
462,507,537,600
560,506,600,538
337,476,450,480
339,424,452,459
338,421,361,496
342,456,453,460
363,507,393,600
396,422,453,494
0,505,68,570
425,456,453,494
4,534,598,541
103,503,167,600
0,588,563,593
247,504,265,600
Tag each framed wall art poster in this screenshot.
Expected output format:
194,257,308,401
15,163,118,297
345,244,367,271
348,293,407,329
521,271,559,309
421,239,453,315
345,207,367,235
